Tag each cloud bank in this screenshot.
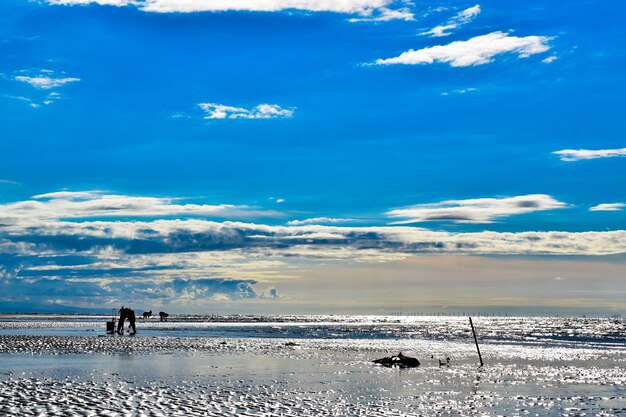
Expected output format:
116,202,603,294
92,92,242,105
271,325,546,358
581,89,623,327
553,148,626,162
198,103,294,120
387,194,566,224
0,191,621,261
2,191,619,262
375,31,551,67
3,218,625,261
420,4,480,37
1,191,624,308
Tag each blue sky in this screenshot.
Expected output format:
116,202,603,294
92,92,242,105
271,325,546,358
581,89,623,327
0,0,625,314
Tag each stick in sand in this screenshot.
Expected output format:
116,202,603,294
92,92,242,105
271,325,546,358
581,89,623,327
469,316,483,366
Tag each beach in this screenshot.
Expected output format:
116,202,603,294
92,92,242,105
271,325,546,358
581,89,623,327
0,315,624,416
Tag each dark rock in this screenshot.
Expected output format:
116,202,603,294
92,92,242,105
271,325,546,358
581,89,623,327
373,352,420,368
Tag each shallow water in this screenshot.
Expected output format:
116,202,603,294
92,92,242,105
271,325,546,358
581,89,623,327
0,315,624,416
2,314,625,347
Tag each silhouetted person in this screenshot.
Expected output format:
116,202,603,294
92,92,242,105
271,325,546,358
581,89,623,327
127,308,136,334
142,310,152,319
159,311,169,322
117,306,125,334
117,307,136,335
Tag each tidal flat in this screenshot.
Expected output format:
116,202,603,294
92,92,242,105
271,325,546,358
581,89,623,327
0,315,624,416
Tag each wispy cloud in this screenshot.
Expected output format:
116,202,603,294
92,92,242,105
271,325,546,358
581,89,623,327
386,194,567,224
198,103,294,120
5,92,62,108
11,70,79,107
0,190,279,225
3,95,35,105
287,217,354,226
15,74,80,89
348,7,414,22
420,4,480,37
590,203,625,212
46,0,411,19
374,31,551,67
441,87,476,95
553,147,626,162
0,179,20,186
47,0,133,5
542,55,557,63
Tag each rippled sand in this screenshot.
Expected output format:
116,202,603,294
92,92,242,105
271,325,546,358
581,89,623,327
1,316,625,416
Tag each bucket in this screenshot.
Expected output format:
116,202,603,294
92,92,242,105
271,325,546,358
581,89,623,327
106,320,115,334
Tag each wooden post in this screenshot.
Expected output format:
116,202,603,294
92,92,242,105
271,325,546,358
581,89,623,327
469,317,483,366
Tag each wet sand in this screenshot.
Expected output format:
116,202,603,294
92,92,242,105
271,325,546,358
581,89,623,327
1,332,625,416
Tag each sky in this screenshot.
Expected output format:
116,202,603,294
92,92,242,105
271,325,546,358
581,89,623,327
0,0,625,315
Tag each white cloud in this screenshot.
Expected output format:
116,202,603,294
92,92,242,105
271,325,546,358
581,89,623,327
46,0,406,17
553,147,626,162
542,55,557,63
43,91,63,105
441,87,476,95
5,88,65,108
33,190,104,199
3,217,626,257
287,217,353,226
457,4,481,19
386,194,567,224
198,103,294,119
4,95,34,104
210,293,232,302
374,31,552,67
348,7,414,22
141,0,390,14
15,74,80,89
47,0,133,5
420,4,480,37
0,190,279,225
590,203,625,212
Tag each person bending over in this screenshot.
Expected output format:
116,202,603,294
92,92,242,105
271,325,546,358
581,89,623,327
117,306,137,335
